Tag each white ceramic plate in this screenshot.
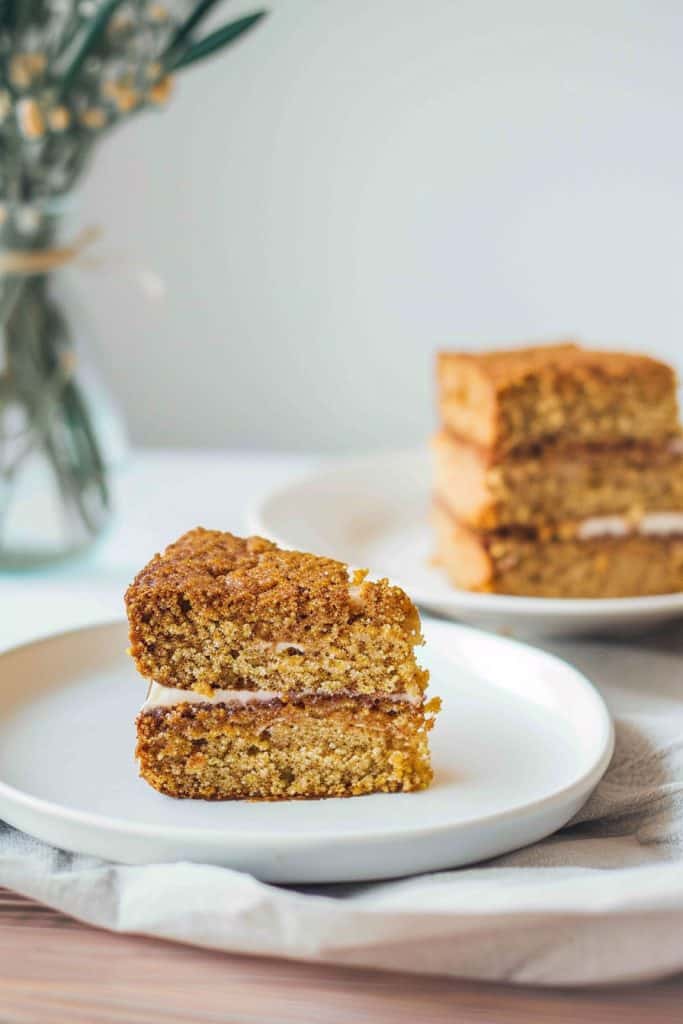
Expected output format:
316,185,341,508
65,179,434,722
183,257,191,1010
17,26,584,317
0,620,612,884
251,448,683,638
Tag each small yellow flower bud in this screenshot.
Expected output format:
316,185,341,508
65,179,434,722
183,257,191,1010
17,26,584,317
28,53,46,76
48,106,71,132
9,55,31,89
80,107,107,129
9,53,46,89
149,75,173,105
119,90,138,112
16,98,45,139
148,3,168,22
102,80,138,113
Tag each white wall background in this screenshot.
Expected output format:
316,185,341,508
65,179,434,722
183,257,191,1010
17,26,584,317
79,0,683,452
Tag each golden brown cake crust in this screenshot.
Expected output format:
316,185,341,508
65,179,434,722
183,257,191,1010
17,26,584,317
126,529,416,637
437,341,673,388
125,528,425,694
436,341,679,453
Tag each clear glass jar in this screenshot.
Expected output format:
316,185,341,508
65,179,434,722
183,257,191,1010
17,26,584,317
0,200,121,568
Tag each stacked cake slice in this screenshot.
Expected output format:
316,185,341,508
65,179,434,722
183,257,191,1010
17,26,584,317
433,342,683,597
126,529,438,799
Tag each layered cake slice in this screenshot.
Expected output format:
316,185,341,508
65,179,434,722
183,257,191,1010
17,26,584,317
126,529,438,799
433,342,683,597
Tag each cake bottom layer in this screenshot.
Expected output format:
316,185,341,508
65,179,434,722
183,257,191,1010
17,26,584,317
433,503,683,598
136,697,437,800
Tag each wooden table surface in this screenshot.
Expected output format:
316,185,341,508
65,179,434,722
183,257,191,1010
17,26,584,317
0,889,682,1024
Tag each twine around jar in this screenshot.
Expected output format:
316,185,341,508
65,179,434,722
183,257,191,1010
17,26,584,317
0,226,101,277
0,222,164,309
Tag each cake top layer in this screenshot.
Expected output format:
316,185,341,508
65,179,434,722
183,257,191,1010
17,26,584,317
125,528,419,640
436,341,679,453
437,342,673,387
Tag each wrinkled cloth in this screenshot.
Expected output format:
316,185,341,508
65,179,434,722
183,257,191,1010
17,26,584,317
2,626,682,987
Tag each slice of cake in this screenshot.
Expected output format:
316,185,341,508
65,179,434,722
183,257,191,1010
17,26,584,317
126,529,439,799
437,342,679,455
433,342,683,598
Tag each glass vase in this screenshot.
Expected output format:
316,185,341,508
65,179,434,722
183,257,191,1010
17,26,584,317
0,202,116,569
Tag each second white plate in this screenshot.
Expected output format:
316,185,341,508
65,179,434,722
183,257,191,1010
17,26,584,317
0,619,612,883
251,448,683,638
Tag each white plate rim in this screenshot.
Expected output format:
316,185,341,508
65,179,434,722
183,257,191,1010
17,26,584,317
248,446,683,618
0,619,614,849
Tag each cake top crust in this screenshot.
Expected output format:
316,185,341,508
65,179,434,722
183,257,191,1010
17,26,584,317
125,528,420,639
437,341,675,389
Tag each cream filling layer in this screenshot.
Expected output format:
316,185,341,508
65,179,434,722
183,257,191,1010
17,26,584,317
141,681,422,712
577,512,683,540
272,641,306,653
